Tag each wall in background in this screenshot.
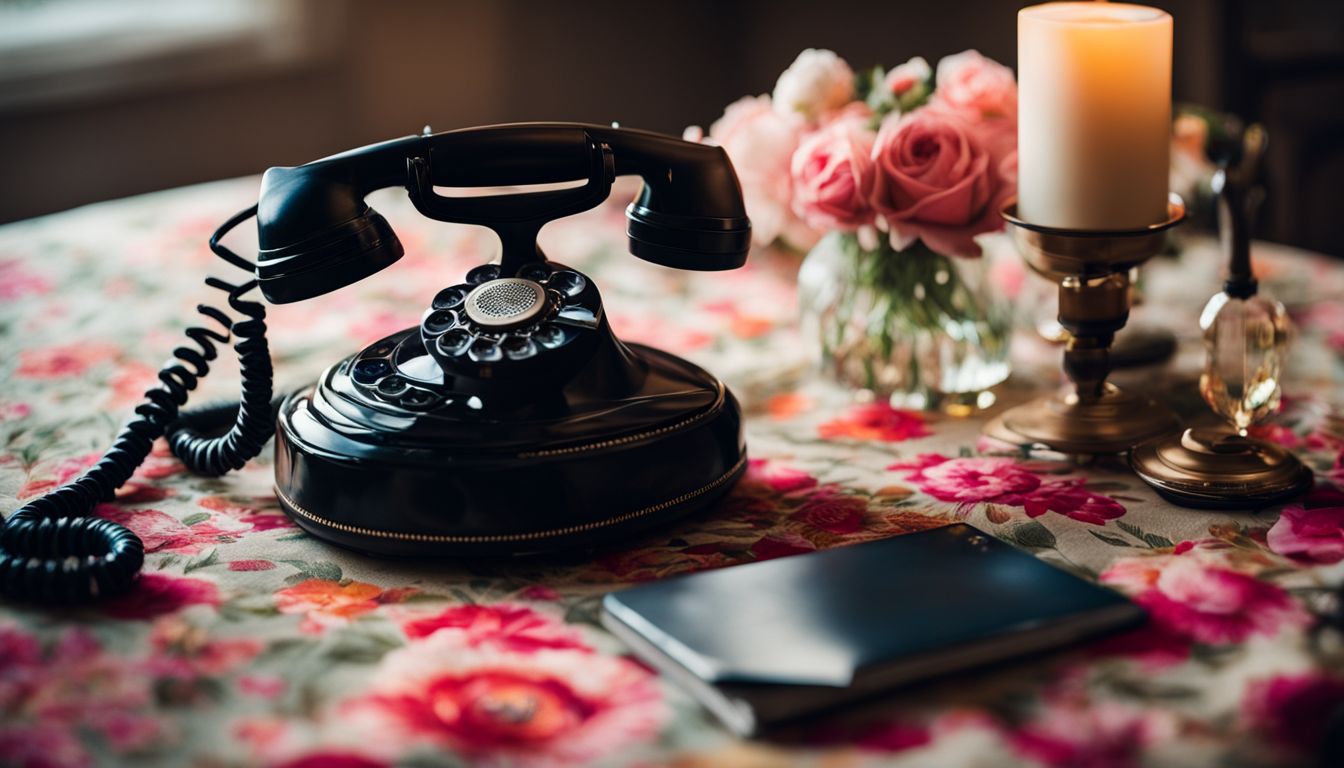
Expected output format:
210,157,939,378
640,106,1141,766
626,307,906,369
2,0,1336,254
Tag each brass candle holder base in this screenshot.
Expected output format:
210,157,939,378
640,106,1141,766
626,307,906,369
985,197,1186,455
985,383,1177,455
1130,427,1313,508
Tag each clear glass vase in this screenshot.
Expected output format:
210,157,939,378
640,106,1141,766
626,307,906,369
798,231,1012,413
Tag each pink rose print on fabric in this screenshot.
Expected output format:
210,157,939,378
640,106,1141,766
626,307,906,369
1241,672,1344,755
145,616,262,679
273,754,389,768
0,401,31,423
750,531,818,561
1011,692,1175,768
400,604,589,653
342,628,663,767
199,495,297,532
101,573,221,620
95,505,249,555
742,458,819,494
1100,553,1311,645
1267,504,1344,564
999,480,1126,526
0,259,52,299
890,454,1125,525
791,489,868,534
15,341,120,379
19,451,176,505
229,559,277,572
1086,621,1192,670
0,624,166,767
898,455,1039,502
818,403,931,443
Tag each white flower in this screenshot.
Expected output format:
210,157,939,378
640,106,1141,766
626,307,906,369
771,48,855,121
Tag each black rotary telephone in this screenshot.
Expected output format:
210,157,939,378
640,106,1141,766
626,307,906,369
0,123,752,603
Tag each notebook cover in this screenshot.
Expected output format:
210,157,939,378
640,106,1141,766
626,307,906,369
601,523,1144,734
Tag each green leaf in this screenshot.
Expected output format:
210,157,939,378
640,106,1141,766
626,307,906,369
1009,520,1057,549
1089,530,1136,548
1116,521,1144,539
306,561,342,582
184,549,219,573
1116,520,1174,549
180,512,211,526
321,628,403,664
1143,533,1175,549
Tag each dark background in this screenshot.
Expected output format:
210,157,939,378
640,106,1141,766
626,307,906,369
1,0,1341,254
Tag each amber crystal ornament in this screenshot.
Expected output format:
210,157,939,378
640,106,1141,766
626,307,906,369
1130,125,1312,508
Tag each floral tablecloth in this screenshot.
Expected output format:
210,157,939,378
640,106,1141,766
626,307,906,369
3,178,1344,768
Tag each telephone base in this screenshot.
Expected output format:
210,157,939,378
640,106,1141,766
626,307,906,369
271,340,745,557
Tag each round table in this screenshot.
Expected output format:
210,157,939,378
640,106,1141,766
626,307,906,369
2,178,1342,767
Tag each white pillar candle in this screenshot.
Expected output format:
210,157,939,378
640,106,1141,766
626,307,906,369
1017,2,1172,230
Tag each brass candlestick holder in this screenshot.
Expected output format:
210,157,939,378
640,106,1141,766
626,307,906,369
984,195,1186,454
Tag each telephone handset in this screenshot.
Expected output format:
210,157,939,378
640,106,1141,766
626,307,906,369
0,123,752,603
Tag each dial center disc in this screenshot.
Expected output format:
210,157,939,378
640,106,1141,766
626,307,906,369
463,278,547,329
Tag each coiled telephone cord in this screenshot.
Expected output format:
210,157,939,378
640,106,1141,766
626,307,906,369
0,206,273,604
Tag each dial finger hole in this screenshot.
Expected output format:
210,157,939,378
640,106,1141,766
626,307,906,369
423,309,458,334
535,324,568,349
466,264,501,284
502,336,537,360
436,329,472,356
376,375,410,397
468,339,503,362
353,358,392,384
548,270,586,297
518,262,551,281
432,285,470,310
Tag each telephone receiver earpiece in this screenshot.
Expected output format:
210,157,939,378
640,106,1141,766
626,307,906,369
253,123,751,304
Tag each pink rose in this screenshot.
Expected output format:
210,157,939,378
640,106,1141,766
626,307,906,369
1101,555,1311,645
884,56,932,97
910,457,1041,504
792,491,867,534
101,573,221,620
342,631,662,764
1241,673,1344,754
1001,479,1126,526
932,50,1017,122
1267,504,1344,563
789,116,877,232
869,109,1007,257
771,48,855,122
400,604,588,652
1012,695,1175,767
750,532,817,561
705,95,818,249
744,458,819,494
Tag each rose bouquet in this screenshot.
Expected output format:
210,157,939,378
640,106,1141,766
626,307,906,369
688,48,1018,410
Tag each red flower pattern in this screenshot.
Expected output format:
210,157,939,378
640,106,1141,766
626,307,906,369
818,403,931,442
1241,672,1344,754
401,604,588,652
343,621,662,765
1267,504,1344,564
792,490,867,534
890,454,1126,525
101,574,220,620
1101,552,1311,645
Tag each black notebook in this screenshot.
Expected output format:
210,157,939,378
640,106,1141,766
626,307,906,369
601,523,1144,736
